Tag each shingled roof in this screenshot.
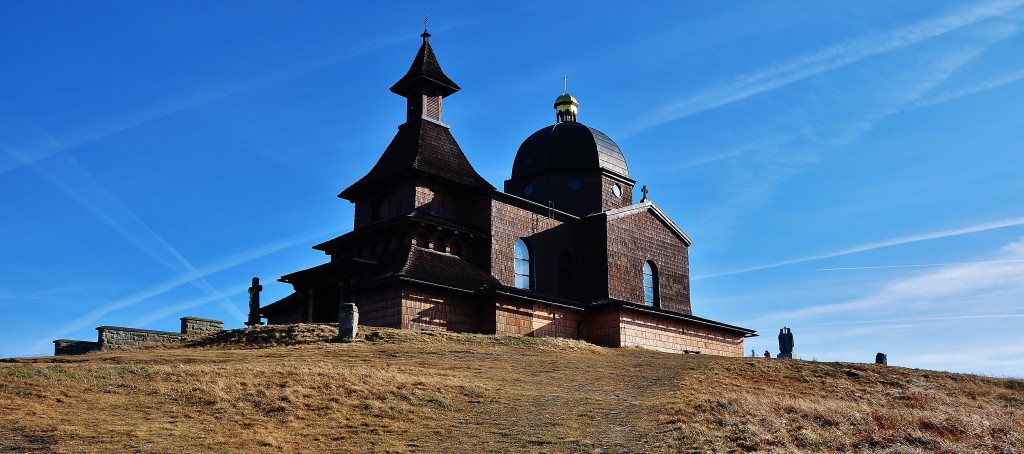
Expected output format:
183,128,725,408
390,32,460,98
398,246,498,290
359,245,497,291
339,119,493,199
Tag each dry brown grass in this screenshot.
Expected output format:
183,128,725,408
1,324,1020,453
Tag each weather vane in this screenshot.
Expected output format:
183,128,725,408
424,15,429,32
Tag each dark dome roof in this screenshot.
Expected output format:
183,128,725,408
511,122,629,180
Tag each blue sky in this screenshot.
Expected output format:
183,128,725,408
2,1,1022,376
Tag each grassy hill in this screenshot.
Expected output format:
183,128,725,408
1,324,1021,453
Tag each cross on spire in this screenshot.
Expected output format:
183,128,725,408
562,73,568,93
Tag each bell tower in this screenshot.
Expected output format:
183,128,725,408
389,27,460,124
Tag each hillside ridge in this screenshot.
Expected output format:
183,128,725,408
1,324,1021,453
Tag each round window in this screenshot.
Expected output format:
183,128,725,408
611,183,622,197
523,183,534,196
568,178,583,191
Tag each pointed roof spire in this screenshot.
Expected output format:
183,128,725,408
390,23,460,98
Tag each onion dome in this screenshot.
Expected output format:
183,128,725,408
554,93,578,122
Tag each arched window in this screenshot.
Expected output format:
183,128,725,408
643,261,658,307
514,239,532,289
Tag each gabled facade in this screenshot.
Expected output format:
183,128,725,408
260,30,756,356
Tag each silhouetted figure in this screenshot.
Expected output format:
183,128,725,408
245,277,264,326
751,349,756,357
763,350,771,358
778,326,794,358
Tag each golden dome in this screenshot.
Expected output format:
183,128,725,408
554,93,579,122
554,93,578,109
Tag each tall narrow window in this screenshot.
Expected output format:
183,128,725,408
514,239,532,289
643,261,658,307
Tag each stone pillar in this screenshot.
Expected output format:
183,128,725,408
180,317,224,336
339,303,359,342
875,352,887,365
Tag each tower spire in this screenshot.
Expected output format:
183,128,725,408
390,26,460,123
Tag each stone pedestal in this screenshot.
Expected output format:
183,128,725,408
777,353,792,359
339,303,359,342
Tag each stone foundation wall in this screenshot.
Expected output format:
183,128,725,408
180,317,223,336
96,326,185,350
618,309,745,357
494,299,582,338
53,340,101,356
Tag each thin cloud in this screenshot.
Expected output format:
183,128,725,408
696,217,1024,279
623,0,1024,136
31,225,335,355
908,68,1024,109
6,123,337,355
670,39,1006,240
819,259,1024,271
744,236,1024,325
128,285,249,329
4,143,245,320
810,312,1024,326
0,84,267,175
0,15,502,176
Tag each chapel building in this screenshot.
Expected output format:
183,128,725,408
260,30,756,356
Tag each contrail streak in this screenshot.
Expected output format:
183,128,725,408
30,224,336,355
624,0,1024,136
696,217,1024,279
128,285,249,328
819,259,1024,271
4,145,246,320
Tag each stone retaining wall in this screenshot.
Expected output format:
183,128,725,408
52,339,101,356
96,326,186,350
180,317,224,336
52,315,224,355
